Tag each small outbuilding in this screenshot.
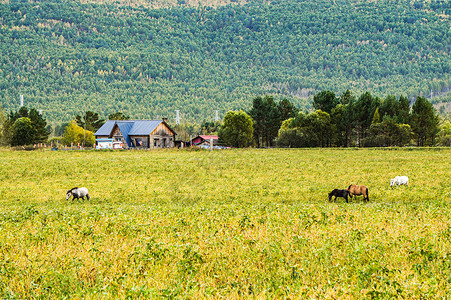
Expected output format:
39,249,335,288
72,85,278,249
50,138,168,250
189,135,219,147
94,119,176,149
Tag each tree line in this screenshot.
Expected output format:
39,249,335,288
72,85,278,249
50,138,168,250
0,90,450,148
219,91,450,148
1,106,49,147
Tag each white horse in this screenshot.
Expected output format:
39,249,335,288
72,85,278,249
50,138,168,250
390,176,409,187
66,187,90,201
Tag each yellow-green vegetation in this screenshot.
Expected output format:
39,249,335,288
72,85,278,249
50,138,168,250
81,0,248,8
1,148,450,298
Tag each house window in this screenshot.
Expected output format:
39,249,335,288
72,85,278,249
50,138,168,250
154,139,159,147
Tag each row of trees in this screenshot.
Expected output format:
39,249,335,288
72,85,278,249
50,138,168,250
249,97,298,147
0,90,448,149
1,106,49,146
219,91,447,148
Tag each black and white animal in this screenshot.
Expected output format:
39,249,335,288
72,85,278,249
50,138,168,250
66,187,90,201
328,189,351,203
390,176,409,187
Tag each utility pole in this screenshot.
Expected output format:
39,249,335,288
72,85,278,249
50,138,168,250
175,110,180,125
83,112,86,149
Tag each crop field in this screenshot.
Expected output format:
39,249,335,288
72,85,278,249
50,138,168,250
0,148,451,299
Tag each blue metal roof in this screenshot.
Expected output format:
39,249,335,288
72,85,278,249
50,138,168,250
117,122,134,147
94,120,116,136
128,120,162,135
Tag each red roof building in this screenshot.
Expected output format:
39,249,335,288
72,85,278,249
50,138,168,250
190,135,219,146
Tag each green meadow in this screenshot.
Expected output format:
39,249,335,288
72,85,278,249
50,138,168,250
1,148,450,299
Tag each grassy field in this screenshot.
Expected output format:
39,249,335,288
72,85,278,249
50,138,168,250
1,148,451,299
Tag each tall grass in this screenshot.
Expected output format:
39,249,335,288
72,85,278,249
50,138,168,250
0,148,450,298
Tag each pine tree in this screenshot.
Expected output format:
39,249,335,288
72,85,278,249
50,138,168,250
249,95,281,147
28,108,49,143
410,96,440,146
76,111,105,132
313,90,339,114
397,95,411,124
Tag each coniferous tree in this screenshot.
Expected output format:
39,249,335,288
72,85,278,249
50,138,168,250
410,96,440,146
340,89,354,105
331,104,346,147
249,96,265,148
379,95,398,120
355,92,380,145
397,95,411,124
76,111,105,132
278,98,298,122
28,108,49,143
249,95,281,147
200,121,221,135
379,95,411,124
313,91,339,114
18,106,28,118
340,90,357,147
11,117,35,146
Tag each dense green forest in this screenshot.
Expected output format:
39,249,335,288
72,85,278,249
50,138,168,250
0,0,450,126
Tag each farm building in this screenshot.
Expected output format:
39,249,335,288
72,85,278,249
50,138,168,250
94,119,176,149
189,135,219,147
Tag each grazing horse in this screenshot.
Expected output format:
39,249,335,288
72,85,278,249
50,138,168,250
347,184,369,202
328,189,351,203
390,176,409,187
66,187,90,201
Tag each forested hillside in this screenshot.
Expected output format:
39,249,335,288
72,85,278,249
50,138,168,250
0,0,450,125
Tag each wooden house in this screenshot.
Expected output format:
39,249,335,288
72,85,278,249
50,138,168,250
94,119,176,149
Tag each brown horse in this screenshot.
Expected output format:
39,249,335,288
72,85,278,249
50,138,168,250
347,185,369,202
